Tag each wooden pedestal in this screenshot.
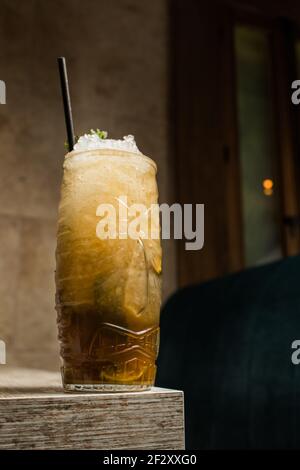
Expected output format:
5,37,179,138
0,368,185,450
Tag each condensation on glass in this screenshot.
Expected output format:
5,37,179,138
235,25,282,267
55,149,162,392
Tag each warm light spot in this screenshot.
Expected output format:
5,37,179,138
262,178,274,196
262,178,274,190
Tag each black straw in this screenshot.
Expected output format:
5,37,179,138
57,57,75,151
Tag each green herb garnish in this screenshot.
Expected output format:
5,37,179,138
90,129,108,139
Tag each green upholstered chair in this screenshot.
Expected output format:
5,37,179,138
156,255,300,449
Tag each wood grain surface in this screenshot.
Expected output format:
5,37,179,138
0,368,185,450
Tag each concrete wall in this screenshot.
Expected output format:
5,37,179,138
0,0,176,370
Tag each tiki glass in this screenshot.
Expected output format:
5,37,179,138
55,148,162,391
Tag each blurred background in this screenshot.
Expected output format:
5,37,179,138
1,0,300,448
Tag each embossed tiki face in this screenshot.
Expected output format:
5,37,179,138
87,323,159,383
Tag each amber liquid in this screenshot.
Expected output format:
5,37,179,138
58,309,159,391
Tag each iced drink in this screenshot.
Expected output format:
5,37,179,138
55,133,162,391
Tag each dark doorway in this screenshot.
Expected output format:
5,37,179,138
170,0,300,287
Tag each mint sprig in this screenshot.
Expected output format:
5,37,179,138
90,129,108,139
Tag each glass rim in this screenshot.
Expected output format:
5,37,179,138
65,148,157,171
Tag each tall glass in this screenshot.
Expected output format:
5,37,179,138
55,148,162,392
